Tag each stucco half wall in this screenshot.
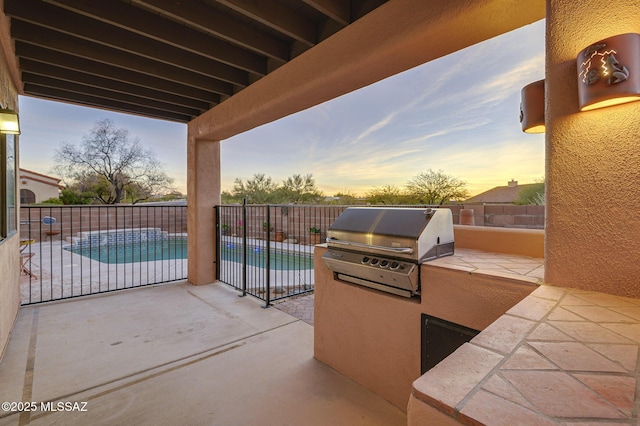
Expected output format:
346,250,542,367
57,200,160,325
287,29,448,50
453,225,544,258
313,241,538,411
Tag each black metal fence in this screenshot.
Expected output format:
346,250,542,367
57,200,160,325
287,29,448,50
216,203,345,306
19,204,187,305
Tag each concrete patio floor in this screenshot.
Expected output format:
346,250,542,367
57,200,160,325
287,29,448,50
0,282,405,425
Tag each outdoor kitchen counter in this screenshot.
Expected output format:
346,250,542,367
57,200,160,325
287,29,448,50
408,284,640,425
314,244,544,411
424,248,544,285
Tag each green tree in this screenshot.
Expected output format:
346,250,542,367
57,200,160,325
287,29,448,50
516,182,545,205
221,190,240,204
277,174,322,203
405,169,469,205
365,185,409,205
54,119,174,204
59,187,93,205
323,191,361,205
232,173,278,203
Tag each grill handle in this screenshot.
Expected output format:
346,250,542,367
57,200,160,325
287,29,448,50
325,237,415,255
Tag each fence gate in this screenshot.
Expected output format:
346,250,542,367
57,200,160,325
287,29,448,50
216,203,344,306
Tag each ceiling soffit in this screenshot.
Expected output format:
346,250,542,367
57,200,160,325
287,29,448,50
4,0,388,122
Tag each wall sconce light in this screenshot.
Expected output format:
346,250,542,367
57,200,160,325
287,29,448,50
0,106,20,134
577,33,640,111
520,79,545,133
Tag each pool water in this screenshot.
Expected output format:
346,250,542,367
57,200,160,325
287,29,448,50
67,238,188,264
67,239,313,270
221,242,314,270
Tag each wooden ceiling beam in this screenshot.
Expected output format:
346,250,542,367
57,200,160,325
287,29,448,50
6,0,249,86
131,0,289,64
20,59,211,112
11,21,235,96
214,0,316,47
302,0,350,26
23,73,203,118
15,43,221,105
46,0,266,76
24,84,193,122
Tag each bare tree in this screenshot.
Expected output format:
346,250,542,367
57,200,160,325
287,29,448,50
405,170,469,205
54,119,174,204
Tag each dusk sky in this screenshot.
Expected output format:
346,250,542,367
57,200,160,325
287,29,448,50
18,19,545,198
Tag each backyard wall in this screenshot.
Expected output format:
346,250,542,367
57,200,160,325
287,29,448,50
19,204,542,246
447,204,545,229
216,204,545,247
19,205,187,243
17,202,543,243
218,205,345,246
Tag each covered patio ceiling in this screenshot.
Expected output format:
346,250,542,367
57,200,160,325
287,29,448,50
3,0,388,123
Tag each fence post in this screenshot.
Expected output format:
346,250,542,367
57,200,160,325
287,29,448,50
214,205,221,280
263,205,271,308
241,198,247,297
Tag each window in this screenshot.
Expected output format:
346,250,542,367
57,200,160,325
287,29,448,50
1,134,17,240
20,189,35,205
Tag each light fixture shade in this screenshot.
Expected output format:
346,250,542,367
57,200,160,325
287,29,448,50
0,108,20,134
577,33,640,111
520,79,545,133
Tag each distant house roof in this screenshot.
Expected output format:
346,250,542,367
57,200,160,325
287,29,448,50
19,168,64,189
466,179,537,204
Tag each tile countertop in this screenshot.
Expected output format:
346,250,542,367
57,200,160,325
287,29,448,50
426,247,544,284
411,285,640,425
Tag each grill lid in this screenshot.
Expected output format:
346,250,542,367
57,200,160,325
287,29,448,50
326,207,454,262
323,207,454,298
327,207,432,238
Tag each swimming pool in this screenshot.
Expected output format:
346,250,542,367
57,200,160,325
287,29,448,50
67,238,313,270
66,238,187,264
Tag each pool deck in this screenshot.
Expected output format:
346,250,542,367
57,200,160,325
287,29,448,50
19,236,316,305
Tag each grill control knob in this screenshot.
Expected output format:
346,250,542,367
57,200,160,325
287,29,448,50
361,256,370,264
390,261,400,270
380,260,389,268
370,258,379,266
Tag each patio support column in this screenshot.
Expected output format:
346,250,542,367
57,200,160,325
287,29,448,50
186,130,220,285
545,0,640,298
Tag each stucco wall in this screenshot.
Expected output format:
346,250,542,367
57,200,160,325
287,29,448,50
0,237,20,360
187,137,220,285
545,0,640,297
453,225,544,258
19,178,59,203
313,243,536,411
0,33,21,360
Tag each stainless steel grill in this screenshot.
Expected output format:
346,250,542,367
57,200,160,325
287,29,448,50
322,207,454,298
